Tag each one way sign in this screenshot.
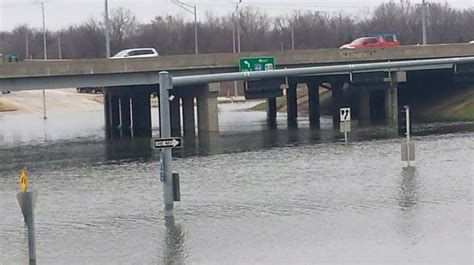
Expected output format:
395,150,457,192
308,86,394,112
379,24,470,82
152,137,182,149
340,108,351,122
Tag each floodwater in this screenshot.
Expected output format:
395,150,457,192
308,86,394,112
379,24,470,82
0,103,473,264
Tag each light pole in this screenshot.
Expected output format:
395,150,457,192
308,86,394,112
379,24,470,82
104,0,111,58
34,1,48,119
236,0,242,53
32,1,47,59
171,1,198,55
232,0,242,97
422,0,427,45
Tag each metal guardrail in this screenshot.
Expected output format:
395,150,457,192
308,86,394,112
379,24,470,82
172,56,474,86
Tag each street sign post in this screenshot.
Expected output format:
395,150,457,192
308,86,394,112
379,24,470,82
152,137,182,149
339,107,351,144
239,57,275,72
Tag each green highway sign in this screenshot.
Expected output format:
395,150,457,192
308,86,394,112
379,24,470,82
239,57,275,72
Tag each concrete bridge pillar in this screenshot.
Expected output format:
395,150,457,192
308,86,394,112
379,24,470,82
119,95,132,137
131,92,152,137
287,79,298,127
306,79,321,128
170,96,182,137
359,87,371,125
197,84,219,133
104,92,121,138
267,97,277,126
331,81,344,129
182,95,196,136
385,82,398,127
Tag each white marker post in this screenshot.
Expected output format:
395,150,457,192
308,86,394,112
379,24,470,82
401,105,415,166
339,107,351,144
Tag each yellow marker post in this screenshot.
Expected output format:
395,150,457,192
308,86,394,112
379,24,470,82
17,168,37,262
20,169,28,192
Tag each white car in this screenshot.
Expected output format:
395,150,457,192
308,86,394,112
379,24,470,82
111,48,159,59
469,40,474,44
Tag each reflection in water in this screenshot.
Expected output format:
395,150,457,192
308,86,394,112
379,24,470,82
162,217,185,265
105,137,153,161
1,106,473,264
398,166,418,209
287,128,300,146
197,132,221,156
396,166,421,247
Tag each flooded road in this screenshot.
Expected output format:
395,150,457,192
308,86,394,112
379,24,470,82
1,103,472,264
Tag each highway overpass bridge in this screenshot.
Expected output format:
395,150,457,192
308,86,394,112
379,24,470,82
1,44,474,138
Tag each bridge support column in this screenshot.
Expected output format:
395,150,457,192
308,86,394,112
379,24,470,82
267,97,277,126
197,84,219,133
132,92,152,137
307,80,321,128
119,95,132,138
104,92,121,138
385,82,398,127
170,96,182,137
359,87,371,125
182,96,196,136
331,81,344,129
287,80,298,127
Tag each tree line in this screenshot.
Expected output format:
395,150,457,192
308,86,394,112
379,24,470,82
1,1,473,60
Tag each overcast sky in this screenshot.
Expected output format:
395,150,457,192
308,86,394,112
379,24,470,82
1,0,473,31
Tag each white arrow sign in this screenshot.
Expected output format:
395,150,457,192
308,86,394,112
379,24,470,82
152,137,182,149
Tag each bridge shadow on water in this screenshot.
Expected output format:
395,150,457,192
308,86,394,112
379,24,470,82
102,118,474,162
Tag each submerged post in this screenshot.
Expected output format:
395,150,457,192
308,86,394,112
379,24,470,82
16,169,38,262
159,72,175,216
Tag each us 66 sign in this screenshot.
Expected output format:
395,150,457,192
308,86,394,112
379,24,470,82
239,57,275,72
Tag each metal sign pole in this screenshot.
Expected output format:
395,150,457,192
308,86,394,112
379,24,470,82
339,107,351,145
406,105,411,167
159,71,174,217
42,89,47,120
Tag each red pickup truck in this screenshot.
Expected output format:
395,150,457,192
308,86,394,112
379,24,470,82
340,34,400,49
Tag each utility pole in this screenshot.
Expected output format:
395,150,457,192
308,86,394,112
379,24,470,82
57,37,62,59
105,0,111,58
25,34,29,60
291,27,295,51
422,0,427,45
171,1,198,54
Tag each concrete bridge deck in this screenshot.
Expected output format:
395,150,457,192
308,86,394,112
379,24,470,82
1,43,474,80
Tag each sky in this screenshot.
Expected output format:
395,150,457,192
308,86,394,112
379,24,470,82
0,0,473,31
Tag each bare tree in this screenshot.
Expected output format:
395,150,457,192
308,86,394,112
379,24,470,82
108,7,138,53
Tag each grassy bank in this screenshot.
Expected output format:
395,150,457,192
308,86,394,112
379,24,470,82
417,89,474,122
432,94,474,121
